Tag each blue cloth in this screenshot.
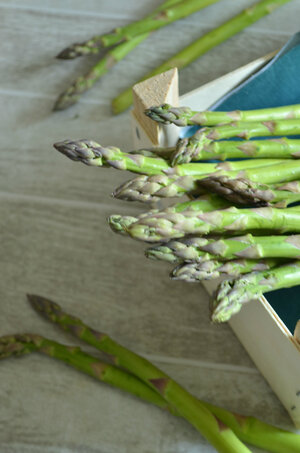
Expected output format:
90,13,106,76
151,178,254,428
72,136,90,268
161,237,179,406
185,33,300,332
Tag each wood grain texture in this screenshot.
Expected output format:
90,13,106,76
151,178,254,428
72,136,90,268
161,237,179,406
1,1,299,451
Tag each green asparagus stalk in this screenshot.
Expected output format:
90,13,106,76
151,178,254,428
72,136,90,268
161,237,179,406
28,295,250,453
113,160,300,202
175,138,300,161
145,103,300,127
0,333,169,408
2,330,299,453
128,146,175,160
54,0,185,109
54,139,284,177
173,118,300,165
101,0,221,48
108,194,231,235
112,0,293,114
171,258,280,281
128,206,300,242
57,0,219,58
211,260,300,322
197,175,300,207
146,233,300,263
54,34,148,110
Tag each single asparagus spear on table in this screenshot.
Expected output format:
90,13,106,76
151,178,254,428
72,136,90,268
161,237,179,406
197,175,300,207
54,0,185,110
0,333,169,407
173,118,300,165
2,326,299,453
54,34,148,111
146,234,300,263
145,103,300,127
54,139,284,177
27,295,250,453
211,260,300,323
171,258,281,281
127,206,300,242
57,0,220,59
113,161,300,202
112,0,293,114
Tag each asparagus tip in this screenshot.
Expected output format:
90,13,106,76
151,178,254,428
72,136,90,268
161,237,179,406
53,139,101,161
27,293,61,318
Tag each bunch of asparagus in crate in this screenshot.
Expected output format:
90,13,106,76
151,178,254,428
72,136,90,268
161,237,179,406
54,0,292,112
2,294,300,453
54,102,300,323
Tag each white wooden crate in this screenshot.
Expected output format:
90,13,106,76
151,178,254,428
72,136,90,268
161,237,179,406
131,58,300,428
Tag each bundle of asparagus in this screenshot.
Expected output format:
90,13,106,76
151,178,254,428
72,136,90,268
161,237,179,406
2,294,299,452
54,0,292,111
54,101,300,324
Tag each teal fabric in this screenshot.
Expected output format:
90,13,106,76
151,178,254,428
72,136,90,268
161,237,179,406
183,33,300,332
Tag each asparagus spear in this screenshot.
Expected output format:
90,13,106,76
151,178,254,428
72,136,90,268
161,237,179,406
171,258,280,281
146,233,300,263
197,175,300,207
2,331,299,453
128,206,300,242
112,0,293,114
28,295,250,453
173,118,300,165
54,34,148,111
108,194,231,235
211,261,300,322
146,238,212,263
173,138,300,161
113,160,300,202
145,103,300,127
54,0,184,109
54,139,284,177
128,146,175,160
0,333,169,407
57,0,219,58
